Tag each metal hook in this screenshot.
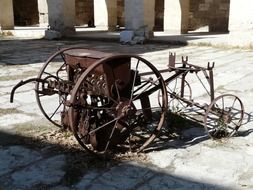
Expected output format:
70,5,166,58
207,62,215,70
182,56,188,63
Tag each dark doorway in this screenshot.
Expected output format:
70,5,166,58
13,0,39,26
154,0,164,31
117,0,125,28
75,0,94,27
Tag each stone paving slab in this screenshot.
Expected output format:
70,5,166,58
0,37,253,189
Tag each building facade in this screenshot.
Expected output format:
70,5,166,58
0,0,252,36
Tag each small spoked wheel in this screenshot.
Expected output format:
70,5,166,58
35,47,81,128
204,94,244,138
158,77,192,113
69,54,168,154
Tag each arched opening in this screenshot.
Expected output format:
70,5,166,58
13,0,39,26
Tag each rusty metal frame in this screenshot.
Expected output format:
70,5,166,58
10,48,244,154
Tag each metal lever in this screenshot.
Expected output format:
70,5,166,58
10,78,46,103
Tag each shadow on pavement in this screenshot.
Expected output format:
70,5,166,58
0,37,185,65
70,29,228,45
0,129,227,189
144,112,210,153
146,110,253,153
237,111,253,137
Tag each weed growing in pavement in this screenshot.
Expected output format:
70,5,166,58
1,31,13,36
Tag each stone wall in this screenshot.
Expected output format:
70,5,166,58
75,0,94,26
13,0,39,26
7,0,253,34
188,0,230,32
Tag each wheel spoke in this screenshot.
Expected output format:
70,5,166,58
69,55,167,154
49,100,64,119
231,97,237,108
88,117,120,134
130,59,140,101
222,96,225,110
133,80,151,94
132,78,160,102
230,120,239,127
204,94,244,138
164,77,192,113
104,120,119,152
35,48,89,128
112,68,121,102
60,52,66,62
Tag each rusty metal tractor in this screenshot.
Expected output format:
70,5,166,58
10,47,244,154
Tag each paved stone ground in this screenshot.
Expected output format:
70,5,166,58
0,37,253,189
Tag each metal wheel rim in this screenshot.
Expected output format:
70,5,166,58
204,94,244,138
69,54,168,154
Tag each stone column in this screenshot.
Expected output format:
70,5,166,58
164,0,189,34
94,0,117,31
38,0,49,27
229,0,253,32
46,0,75,36
0,0,14,30
124,0,155,36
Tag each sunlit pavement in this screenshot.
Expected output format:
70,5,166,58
0,37,253,189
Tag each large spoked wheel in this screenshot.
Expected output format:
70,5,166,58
35,47,80,128
204,94,244,138
158,77,192,113
69,55,168,154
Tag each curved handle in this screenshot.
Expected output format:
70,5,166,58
10,78,46,103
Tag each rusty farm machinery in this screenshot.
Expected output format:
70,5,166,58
10,48,244,154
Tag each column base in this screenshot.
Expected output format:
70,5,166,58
44,28,75,39
163,29,188,35
44,29,62,40
1,26,14,30
95,25,117,31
